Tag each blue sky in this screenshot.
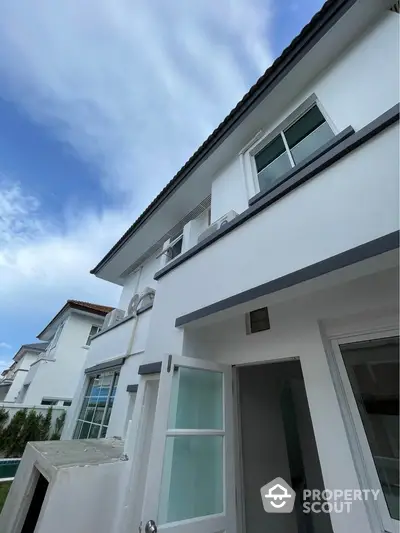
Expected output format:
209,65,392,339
0,0,324,369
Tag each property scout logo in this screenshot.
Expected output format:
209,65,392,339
260,478,380,514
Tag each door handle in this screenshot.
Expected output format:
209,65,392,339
145,520,157,533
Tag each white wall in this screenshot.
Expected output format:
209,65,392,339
118,252,159,312
0,443,126,533
3,352,41,403
146,123,399,364
23,313,104,405
211,158,248,222
183,267,398,533
63,309,152,440
210,12,399,217
4,370,29,403
0,403,66,431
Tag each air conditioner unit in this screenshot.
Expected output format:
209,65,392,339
197,210,238,243
127,287,156,317
102,308,125,330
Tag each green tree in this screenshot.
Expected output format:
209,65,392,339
50,411,66,440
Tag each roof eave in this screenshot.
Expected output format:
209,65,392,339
90,0,358,277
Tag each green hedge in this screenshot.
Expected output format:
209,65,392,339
0,407,66,458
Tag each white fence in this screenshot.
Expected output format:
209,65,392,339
0,403,67,432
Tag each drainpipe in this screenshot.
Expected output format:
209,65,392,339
125,265,144,357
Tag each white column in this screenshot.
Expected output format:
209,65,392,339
300,325,374,533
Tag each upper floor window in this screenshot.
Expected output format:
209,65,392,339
165,232,183,263
255,105,334,194
86,325,101,346
73,370,119,439
48,321,65,350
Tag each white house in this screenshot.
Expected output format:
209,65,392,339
0,343,48,402
1,1,399,533
5,300,113,407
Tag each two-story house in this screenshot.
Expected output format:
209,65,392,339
0,343,48,402
11,300,113,407
2,2,399,533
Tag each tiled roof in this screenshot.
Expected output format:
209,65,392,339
37,300,114,339
90,0,355,275
66,300,114,314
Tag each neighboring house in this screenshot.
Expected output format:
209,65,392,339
2,2,399,533
12,300,113,407
0,343,49,402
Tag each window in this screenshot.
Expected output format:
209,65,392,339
49,321,65,350
63,400,72,407
255,105,334,193
246,307,270,334
41,399,58,406
340,337,399,521
165,233,183,263
73,370,119,439
86,325,100,346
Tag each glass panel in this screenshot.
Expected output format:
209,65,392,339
89,424,100,439
73,371,119,440
158,436,223,524
284,105,326,148
255,135,286,172
84,407,95,423
80,422,91,439
104,399,114,426
93,406,105,424
290,121,334,164
341,337,399,520
73,421,83,439
168,367,223,430
257,152,292,193
100,426,108,438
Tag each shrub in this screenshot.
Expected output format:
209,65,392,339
0,407,57,457
0,408,9,432
50,411,66,440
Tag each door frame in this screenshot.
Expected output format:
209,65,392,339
324,313,399,533
139,354,237,532
119,373,160,533
232,356,302,533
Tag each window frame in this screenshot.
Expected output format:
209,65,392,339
86,325,101,346
73,370,120,440
328,326,399,533
243,94,337,199
48,321,65,351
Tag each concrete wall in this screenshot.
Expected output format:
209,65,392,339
36,462,125,533
0,442,125,533
23,313,104,405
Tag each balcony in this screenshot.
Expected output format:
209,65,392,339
85,307,151,370
153,119,399,322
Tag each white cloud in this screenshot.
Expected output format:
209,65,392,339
0,343,11,350
0,1,273,330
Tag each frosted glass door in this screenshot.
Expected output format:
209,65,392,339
140,355,237,533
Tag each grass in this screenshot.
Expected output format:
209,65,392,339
0,481,12,512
